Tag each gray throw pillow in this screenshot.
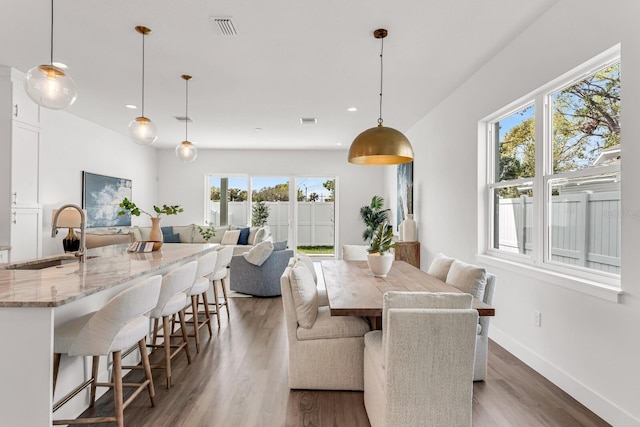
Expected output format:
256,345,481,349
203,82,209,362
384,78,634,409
445,259,487,300
427,252,456,281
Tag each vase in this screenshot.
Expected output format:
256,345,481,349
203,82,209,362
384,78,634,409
401,214,417,242
149,217,163,250
367,253,394,277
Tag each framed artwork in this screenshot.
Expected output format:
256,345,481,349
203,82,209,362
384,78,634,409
82,171,132,228
397,161,413,229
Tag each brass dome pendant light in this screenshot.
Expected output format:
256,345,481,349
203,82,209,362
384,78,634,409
24,0,77,110
128,26,158,145
348,29,413,165
175,74,198,162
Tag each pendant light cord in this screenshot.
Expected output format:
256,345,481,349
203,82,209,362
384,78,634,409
141,32,146,117
185,78,189,141
378,36,384,126
49,0,54,65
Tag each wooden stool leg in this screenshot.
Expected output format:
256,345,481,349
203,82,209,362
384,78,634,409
212,280,222,326
152,318,159,346
112,350,124,427
89,355,99,406
178,309,192,364
222,276,230,318
201,292,213,337
53,353,61,396
138,338,156,407
191,295,201,353
162,316,172,389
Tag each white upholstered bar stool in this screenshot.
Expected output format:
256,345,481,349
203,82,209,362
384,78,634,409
148,261,198,389
52,275,162,427
185,251,217,352
208,246,233,326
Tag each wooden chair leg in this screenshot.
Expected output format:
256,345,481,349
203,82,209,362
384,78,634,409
112,350,124,427
138,338,156,407
178,309,192,364
212,280,222,326
89,355,99,406
221,276,230,318
162,316,172,389
201,292,213,337
53,353,61,396
191,295,201,353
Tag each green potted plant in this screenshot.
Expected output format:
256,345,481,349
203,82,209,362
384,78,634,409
367,222,396,277
252,200,270,227
197,224,216,243
360,195,390,242
118,198,183,248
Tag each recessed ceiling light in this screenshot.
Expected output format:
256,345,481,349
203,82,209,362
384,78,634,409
300,117,317,125
254,127,262,131
346,107,358,112
125,104,137,109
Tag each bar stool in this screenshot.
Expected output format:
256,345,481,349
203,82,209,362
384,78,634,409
147,261,198,389
185,251,217,352
209,245,233,325
52,275,162,427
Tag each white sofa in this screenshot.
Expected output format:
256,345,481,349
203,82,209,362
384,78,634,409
86,224,271,256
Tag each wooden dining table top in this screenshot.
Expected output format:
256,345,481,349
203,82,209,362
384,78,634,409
321,260,495,318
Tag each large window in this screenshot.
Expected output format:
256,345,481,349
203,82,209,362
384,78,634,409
485,49,621,283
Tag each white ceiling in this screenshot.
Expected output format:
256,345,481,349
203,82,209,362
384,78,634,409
0,0,557,150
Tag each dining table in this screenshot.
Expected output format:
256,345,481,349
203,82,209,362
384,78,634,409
321,260,495,329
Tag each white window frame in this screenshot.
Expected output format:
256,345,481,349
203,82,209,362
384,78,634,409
480,45,622,298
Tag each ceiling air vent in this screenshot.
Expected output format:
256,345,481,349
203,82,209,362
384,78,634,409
211,17,238,36
300,117,317,125
174,116,193,123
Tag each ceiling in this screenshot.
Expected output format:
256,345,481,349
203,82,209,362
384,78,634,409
0,0,557,151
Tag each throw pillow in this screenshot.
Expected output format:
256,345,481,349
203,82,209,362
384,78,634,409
273,240,287,251
427,253,456,282
238,227,251,245
163,233,181,243
297,254,317,284
161,226,173,236
138,227,151,241
253,226,269,245
247,227,259,245
221,230,241,245
290,262,319,328
243,240,274,266
445,259,487,300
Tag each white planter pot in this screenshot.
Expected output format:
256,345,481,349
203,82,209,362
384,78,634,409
367,253,394,277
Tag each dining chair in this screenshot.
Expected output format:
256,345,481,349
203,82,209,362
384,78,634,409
52,275,162,427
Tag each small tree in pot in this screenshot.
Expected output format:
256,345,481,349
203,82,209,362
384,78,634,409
367,222,396,277
360,195,390,242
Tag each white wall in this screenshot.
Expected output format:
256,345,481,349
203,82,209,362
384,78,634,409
155,149,387,249
394,0,640,425
40,109,157,256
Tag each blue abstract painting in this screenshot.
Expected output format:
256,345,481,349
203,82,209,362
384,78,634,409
82,172,132,228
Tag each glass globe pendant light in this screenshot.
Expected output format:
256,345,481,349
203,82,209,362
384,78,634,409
348,29,413,165
24,0,77,110
128,26,158,145
175,75,198,162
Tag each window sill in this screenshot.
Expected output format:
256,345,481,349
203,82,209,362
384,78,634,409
475,254,622,303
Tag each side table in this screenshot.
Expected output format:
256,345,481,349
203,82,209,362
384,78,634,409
395,241,420,269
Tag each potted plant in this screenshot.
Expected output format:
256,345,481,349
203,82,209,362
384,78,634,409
367,222,396,277
197,224,216,243
252,200,270,227
360,195,390,242
118,198,183,248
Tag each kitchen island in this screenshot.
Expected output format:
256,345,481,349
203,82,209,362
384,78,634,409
0,243,217,426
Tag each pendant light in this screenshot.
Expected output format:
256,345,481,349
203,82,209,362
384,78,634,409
175,75,198,162
348,29,413,165
24,0,77,110
128,26,158,145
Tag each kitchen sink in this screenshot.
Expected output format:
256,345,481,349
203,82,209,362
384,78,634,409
1,256,98,270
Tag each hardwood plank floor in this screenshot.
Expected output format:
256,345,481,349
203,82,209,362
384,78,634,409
76,297,609,426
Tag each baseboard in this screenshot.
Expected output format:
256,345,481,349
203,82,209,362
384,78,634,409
490,327,640,427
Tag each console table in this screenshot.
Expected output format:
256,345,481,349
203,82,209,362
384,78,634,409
395,241,420,268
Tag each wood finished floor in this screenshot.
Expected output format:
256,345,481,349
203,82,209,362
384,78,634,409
77,297,610,427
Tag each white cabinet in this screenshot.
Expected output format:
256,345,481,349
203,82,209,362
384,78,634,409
0,66,42,262
0,249,8,264
10,208,42,262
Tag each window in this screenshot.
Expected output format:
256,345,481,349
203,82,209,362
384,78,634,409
485,49,621,284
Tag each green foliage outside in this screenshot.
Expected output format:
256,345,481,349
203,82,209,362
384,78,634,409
322,179,335,202
252,201,270,227
297,245,334,255
498,63,620,198
360,195,390,242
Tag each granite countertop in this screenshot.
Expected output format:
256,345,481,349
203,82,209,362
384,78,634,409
0,243,217,308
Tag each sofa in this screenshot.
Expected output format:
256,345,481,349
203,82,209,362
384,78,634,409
85,224,271,256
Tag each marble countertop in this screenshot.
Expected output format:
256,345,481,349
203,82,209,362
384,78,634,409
0,243,217,308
